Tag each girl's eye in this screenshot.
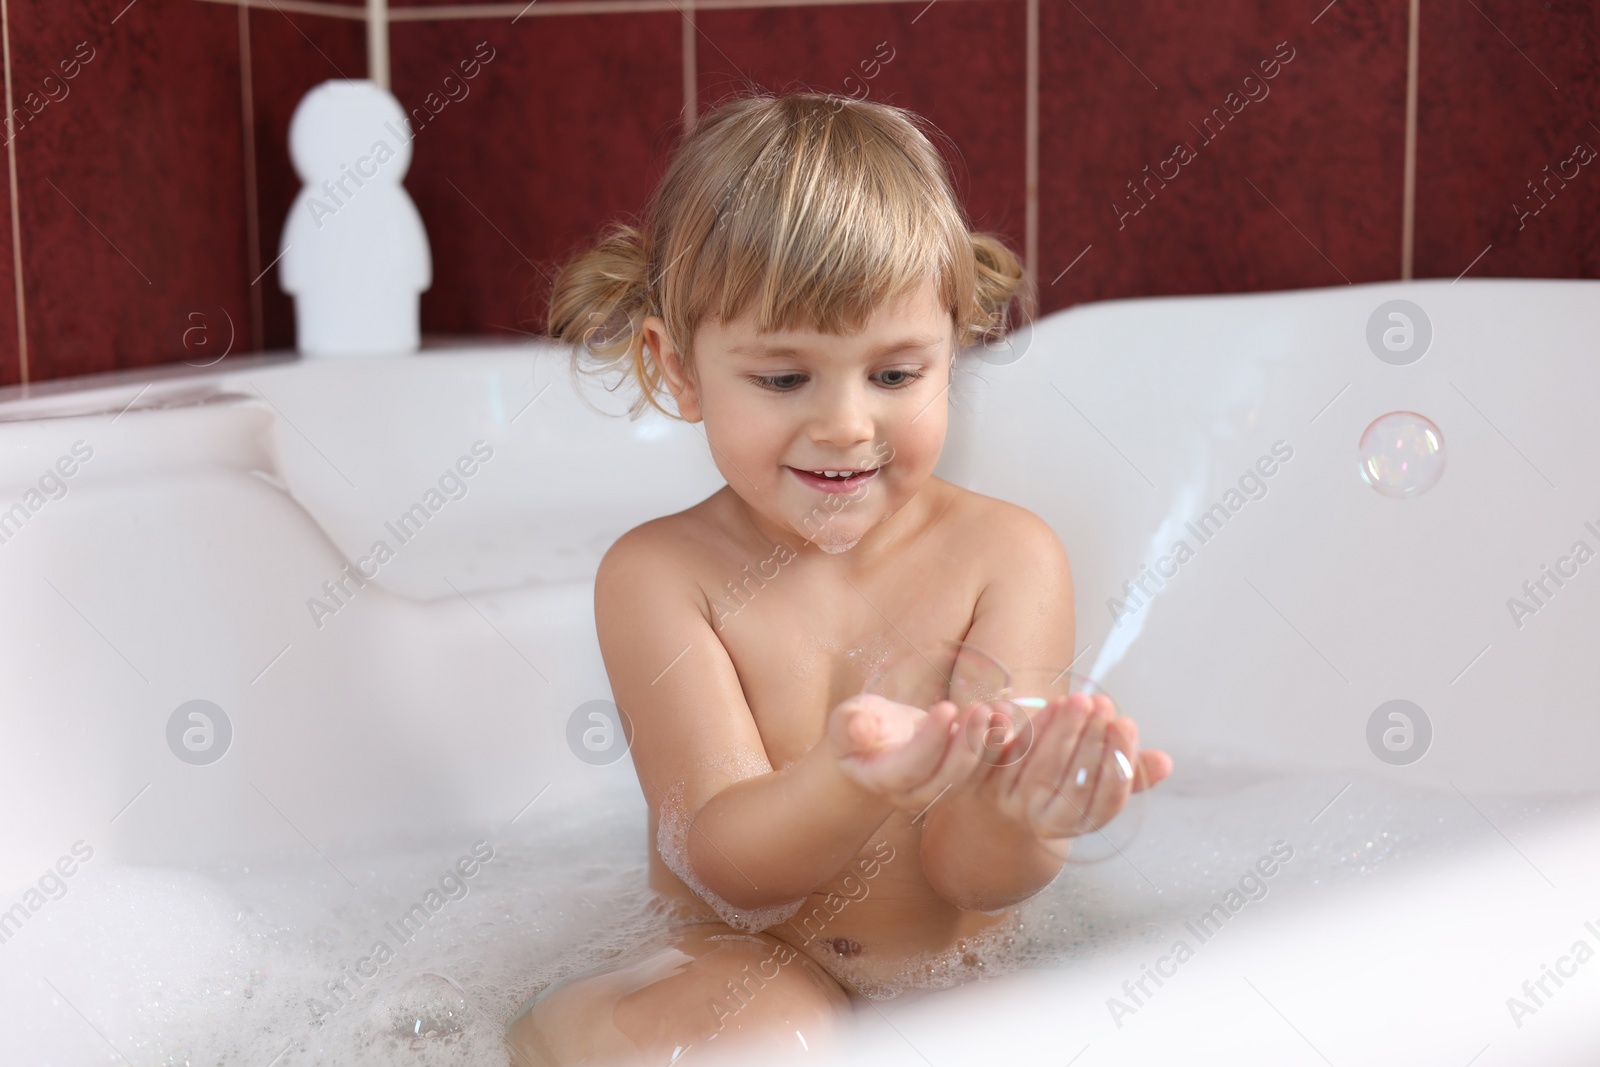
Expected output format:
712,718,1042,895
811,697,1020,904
751,373,806,391
875,368,924,388
748,368,925,391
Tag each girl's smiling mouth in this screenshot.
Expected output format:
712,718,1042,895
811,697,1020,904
786,466,881,494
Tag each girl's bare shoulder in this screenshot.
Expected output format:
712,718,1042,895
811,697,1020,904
928,479,1069,564
595,491,747,592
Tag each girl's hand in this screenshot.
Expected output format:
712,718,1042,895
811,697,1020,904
999,692,1171,841
915,695,1172,911
824,693,993,813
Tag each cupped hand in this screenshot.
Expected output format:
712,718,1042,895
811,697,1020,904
937,692,1171,844
824,693,995,813
1008,692,1171,840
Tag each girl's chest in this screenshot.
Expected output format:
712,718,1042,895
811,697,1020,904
710,555,985,768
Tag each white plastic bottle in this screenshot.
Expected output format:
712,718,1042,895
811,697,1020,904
279,80,432,357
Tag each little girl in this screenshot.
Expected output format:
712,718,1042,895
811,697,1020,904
507,91,1170,1066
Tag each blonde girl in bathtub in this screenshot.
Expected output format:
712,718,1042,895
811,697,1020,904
507,92,1171,1065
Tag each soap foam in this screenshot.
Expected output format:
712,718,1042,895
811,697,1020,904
3,767,1591,1063
816,539,861,555
824,909,1031,1001
795,496,884,555
655,754,808,932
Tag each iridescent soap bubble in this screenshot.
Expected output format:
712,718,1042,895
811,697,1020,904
863,645,1145,864
1359,411,1445,498
1002,667,1144,865
862,641,1009,725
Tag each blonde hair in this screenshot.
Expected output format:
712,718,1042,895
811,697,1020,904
546,91,1033,420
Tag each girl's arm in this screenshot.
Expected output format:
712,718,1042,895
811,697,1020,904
597,524,982,912
917,503,1080,910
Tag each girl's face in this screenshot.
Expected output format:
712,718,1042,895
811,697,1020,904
644,279,954,555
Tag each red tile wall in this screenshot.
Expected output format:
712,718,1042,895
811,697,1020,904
0,0,1594,386
6,0,250,383
1039,0,1408,305
1412,0,1600,280
389,14,683,338
695,1,1028,263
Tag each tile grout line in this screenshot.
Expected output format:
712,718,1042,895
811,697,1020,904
682,0,696,133
238,4,265,351
188,0,1020,22
188,0,367,19
1024,0,1037,299
1395,0,1420,281
367,0,389,87
1,0,24,384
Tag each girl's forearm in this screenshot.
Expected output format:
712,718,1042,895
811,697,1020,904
686,743,896,909
918,790,1067,911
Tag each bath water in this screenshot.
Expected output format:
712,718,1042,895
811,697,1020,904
6,766,1591,1064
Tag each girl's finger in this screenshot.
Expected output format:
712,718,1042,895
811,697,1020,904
877,699,960,791
1083,717,1138,829
955,700,1001,778
1038,702,1111,835
842,694,921,752
1015,694,1088,806
986,701,1038,797
916,700,988,797
1134,748,1173,792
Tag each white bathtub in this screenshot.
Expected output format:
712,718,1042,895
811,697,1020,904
1,280,1596,1065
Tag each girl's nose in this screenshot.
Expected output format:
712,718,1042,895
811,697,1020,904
808,381,876,448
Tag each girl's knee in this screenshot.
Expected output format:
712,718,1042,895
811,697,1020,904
506,928,850,1065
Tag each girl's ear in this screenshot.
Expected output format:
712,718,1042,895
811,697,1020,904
642,315,702,422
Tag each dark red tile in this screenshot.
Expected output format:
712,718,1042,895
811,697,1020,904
249,7,368,350
695,1,1028,264
1413,0,1600,281
389,15,684,336
389,0,597,9
10,0,250,382
1039,0,1408,313
0,115,16,386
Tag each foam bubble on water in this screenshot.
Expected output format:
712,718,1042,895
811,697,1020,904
824,910,1032,1001
7,765,1593,1062
657,774,807,932
376,972,471,1050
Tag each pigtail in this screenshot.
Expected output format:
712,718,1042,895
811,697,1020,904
962,231,1034,350
547,221,679,419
